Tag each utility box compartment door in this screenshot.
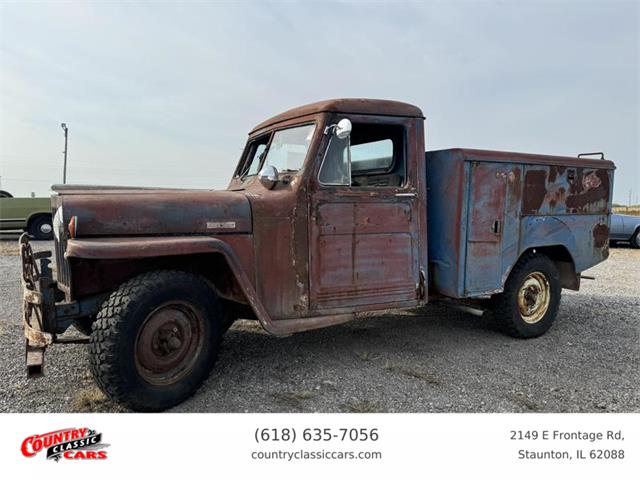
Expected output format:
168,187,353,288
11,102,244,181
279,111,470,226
464,162,508,294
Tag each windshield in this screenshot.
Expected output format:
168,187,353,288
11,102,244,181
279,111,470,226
262,124,316,173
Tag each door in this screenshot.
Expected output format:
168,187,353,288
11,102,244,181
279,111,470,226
308,117,421,311
464,162,509,294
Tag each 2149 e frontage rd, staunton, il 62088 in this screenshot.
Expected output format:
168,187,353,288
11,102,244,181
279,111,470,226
18,99,614,411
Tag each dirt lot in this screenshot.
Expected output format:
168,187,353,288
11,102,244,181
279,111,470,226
0,233,638,413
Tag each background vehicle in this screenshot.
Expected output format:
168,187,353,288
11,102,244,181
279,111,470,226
610,213,640,248
0,191,53,240
18,98,615,411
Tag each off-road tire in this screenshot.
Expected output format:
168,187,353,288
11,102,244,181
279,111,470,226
491,252,561,338
28,215,53,240
88,270,224,411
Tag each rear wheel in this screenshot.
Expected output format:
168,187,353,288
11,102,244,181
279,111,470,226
88,270,224,411
491,253,561,338
631,231,640,249
28,215,53,240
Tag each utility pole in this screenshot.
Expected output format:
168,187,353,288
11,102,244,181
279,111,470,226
61,123,69,184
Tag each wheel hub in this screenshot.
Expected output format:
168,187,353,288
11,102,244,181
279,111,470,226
135,302,204,385
152,327,183,355
517,272,551,324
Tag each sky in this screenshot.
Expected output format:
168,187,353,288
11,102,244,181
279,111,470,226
0,1,638,204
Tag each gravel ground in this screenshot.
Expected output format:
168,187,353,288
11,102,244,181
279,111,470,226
0,233,638,413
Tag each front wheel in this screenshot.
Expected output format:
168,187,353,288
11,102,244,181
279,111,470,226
88,270,224,411
491,253,561,338
631,232,640,249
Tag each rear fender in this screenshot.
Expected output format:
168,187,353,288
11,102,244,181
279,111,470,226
519,215,609,273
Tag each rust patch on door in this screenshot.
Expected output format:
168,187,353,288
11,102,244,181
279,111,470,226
566,169,610,212
523,167,610,215
547,165,566,183
522,170,547,214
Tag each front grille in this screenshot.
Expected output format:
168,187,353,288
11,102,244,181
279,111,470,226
54,236,71,292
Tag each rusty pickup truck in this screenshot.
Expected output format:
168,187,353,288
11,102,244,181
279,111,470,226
18,99,615,411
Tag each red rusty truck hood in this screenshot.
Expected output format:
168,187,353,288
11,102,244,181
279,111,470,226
51,185,252,237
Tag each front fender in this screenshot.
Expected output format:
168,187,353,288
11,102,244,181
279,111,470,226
66,236,282,336
67,235,245,260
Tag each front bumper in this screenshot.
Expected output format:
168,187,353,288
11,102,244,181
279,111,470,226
20,233,56,376
20,234,104,377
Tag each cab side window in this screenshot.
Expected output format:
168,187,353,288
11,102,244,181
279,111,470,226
350,123,405,187
318,122,406,187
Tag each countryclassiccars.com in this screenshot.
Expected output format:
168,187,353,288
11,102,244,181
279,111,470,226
18,99,614,411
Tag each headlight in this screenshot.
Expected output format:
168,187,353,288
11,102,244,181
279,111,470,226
52,206,63,241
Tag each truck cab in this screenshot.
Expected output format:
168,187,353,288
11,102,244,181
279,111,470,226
227,99,427,323
18,98,614,411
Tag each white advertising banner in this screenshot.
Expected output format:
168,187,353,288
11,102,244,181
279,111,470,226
0,413,636,479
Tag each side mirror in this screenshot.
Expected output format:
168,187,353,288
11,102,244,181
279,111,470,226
258,164,279,190
335,119,352,139
324,118,352,139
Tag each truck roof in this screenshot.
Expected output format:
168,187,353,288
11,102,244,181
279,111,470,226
429,148,615,170
250,98,424,134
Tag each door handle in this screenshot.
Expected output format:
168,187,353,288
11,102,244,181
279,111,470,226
395,192,417,198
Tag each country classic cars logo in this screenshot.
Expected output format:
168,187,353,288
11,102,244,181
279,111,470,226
21,428,109,461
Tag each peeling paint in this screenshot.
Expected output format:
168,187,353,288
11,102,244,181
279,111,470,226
592,223,609,249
